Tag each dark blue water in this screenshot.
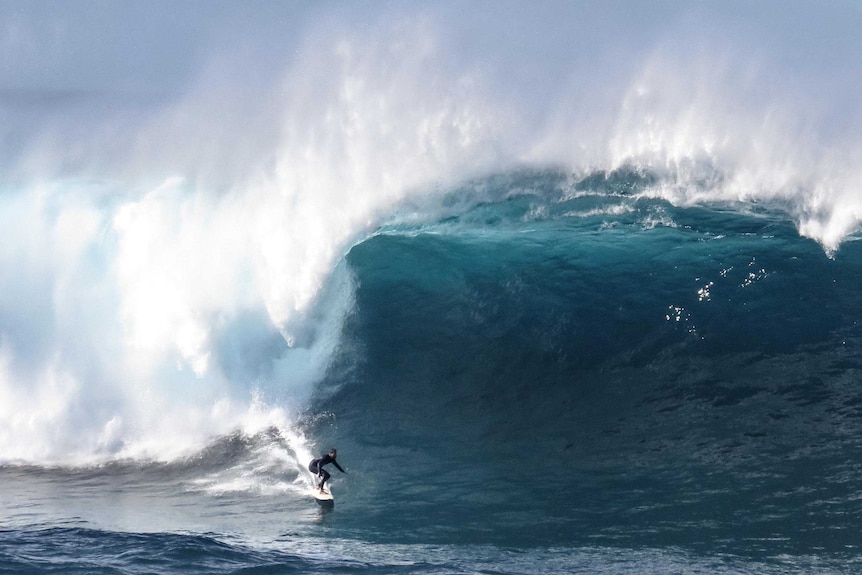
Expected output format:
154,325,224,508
3,169,862,573
318,169,862,554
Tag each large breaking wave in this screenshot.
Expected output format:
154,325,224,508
0,1,860,465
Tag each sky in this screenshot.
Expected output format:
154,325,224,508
2,1,860,174
1,1,861,244
1,1,858,90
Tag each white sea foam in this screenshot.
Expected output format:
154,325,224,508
0,14,506,464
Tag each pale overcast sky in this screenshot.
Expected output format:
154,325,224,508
0,1,859,181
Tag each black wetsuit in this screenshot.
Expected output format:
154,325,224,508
308,453,345,490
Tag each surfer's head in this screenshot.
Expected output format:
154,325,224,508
329,448,337,458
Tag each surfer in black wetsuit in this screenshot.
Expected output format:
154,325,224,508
308,448,345,493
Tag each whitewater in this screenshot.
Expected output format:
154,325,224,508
2,1,862,573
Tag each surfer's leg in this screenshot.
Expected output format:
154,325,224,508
318,469,331,490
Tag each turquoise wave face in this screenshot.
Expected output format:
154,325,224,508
306,169,862,551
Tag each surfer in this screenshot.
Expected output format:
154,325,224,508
308,448,346,493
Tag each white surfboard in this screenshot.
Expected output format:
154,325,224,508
311,487,334,504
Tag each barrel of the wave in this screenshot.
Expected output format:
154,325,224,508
307,448,346,506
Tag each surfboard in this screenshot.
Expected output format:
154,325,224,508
311,488,334,505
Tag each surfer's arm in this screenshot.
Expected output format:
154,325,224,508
333,461,346,473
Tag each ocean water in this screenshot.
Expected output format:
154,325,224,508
3,168,862,574
2,2,862,574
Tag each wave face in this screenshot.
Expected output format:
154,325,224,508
311,168,862,552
